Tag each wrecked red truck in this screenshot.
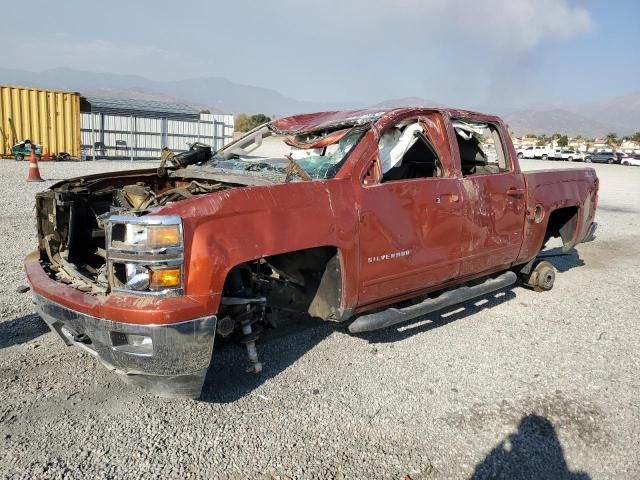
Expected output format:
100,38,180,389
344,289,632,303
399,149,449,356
25,108,598,398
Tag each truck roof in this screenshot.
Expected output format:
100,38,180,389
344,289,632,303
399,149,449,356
270,107,502,134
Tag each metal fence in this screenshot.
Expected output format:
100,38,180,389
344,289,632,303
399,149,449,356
80,112,234,160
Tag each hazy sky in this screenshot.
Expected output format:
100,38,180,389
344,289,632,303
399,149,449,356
4,0,639,109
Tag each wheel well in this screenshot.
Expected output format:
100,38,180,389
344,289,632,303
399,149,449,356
223,246,344,321
545,206,579,250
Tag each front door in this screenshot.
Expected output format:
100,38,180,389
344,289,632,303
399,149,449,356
356,114,467,307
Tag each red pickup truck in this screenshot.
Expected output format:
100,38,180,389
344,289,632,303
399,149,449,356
25,107,598,398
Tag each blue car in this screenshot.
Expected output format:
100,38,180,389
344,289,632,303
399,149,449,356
584,151,618,164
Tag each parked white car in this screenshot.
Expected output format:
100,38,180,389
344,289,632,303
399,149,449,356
517,146,554,160
620,154,640,166
555,149,585,162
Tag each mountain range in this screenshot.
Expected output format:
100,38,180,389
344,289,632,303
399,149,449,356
1,67,638,137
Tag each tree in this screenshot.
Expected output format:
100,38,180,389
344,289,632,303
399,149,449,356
200,109,211,114
536,134,549,147
631,131,640,143
249,114,271,126
235,113,252,132
557,135,569,147
605,132,619,147
235,113,272,132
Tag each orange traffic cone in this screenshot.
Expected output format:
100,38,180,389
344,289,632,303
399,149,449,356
42,148,51,161
27,151,44,182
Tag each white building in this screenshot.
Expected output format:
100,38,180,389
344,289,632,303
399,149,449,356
80,96,234,160
620,140,640,153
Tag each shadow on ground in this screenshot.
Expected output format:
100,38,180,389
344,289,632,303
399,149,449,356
356,285,517,345
200,313,338,403
0,313,49,349
539,247,584,273
201,285,519,402
472,414,590,480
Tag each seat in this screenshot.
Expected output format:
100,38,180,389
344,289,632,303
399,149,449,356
381,125,441,182
458,136,489,175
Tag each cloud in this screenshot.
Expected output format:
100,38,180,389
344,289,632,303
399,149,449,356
347,0,593,50
445,0,593,49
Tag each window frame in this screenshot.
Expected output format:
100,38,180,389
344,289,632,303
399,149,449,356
362,117,448,187
452,119,514,177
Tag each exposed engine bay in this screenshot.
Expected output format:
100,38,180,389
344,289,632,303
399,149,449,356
35,172,234,294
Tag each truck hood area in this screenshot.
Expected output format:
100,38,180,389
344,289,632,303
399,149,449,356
35,169,253,295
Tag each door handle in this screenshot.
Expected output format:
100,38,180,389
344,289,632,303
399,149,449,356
435,194,460,204
506,187,525,198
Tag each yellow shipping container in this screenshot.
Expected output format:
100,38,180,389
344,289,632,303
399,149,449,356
0,85,81,158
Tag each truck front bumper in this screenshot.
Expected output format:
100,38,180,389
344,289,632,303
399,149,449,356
34,294,216,399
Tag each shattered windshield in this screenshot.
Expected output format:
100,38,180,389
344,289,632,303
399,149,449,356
201,125,367,181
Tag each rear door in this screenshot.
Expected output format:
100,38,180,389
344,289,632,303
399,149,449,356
451,119,527,276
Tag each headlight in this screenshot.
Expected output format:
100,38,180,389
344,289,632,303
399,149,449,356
107,215,184,296
114,264,183,291
112,223,181,249
125,263,150,290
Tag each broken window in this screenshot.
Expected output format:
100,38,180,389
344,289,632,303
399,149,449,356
378,121,442,182
453,120,510,176
203,125,367,181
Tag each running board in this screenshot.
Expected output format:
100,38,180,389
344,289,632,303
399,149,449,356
348,271,518,334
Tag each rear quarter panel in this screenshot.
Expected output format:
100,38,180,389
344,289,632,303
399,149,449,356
516,168,598,264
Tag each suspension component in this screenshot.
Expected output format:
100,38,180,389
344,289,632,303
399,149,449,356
216,315,235,338
527,260,555,292
220,296,266,374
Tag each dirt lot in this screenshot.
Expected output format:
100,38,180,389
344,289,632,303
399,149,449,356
1,158,639,479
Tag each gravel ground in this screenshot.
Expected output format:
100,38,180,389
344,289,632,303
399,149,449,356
1,158,639,479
